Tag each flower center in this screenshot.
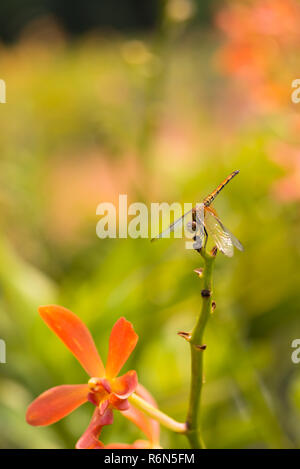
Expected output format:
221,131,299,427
88,377,112,394
87,377,113,411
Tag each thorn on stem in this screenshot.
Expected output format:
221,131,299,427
194,344,207,351
211,301,216,313
178,331,191,342
193,268,203,278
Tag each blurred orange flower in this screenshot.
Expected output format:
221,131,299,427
270,143,300,202
216,0,300,42
215,0,300,112
46,151,143,243
26,306,138,431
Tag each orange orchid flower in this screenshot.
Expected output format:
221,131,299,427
26,305,138,430
76,384,161,449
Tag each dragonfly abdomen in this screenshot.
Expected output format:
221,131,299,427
203,170,239,206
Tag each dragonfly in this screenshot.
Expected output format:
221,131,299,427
151,170,243,257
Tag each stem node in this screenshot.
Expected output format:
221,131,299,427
201,289,211,297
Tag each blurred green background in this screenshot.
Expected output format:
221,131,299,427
1,0,300,449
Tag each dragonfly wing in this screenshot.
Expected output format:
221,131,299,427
195,204,205,231
218,218,244,252
151,209,193,242
204,210,243,257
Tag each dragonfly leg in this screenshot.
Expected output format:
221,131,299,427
203,226,208,249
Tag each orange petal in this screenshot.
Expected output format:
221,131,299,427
109,395,130,411
132,440,152,448
104,442,140,449
85,441,103,449
39,305,105,377
122,405,154,442
104,439,151,449
110,370,138,399
122,384,160,444
76,408,113,449
98,399,109,416
104,444,135,449
105,317,138,378
26,384,89,426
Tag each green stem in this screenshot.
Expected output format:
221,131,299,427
185,248,216,449
129,393,187,434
